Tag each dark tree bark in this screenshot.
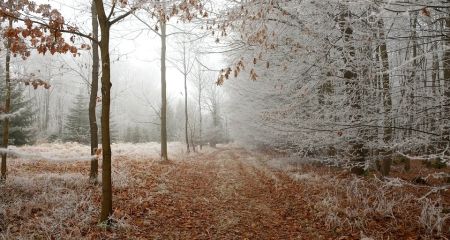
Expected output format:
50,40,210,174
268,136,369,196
443,9,450,146
430,29,439,132
92,0,136,223
94,0,113,223
89,1,100,184
338,6,365,174
1,11,12,182
408,13,418,137
379,18,393,176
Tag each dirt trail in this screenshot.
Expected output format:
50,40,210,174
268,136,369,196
98,147,326,239
4,147,448,239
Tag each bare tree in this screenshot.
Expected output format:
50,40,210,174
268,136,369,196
93,0,139,223
443,8,450,147
170,36,196,152
205,81,223,147
192,61,207,150
134,0,205,160
89,1,100,183
160,14,169,160
378,16,393,176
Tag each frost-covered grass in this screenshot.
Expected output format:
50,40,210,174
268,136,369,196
0,142,213,239
6,141,190,162
112,142,188,160
1,143,448,239
420,197,450,236
0,173,98,239
276,161,450,238
252,151,450,238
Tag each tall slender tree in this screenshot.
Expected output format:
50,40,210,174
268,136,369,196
171,37,196,152
134,1,205,160
196,66,204,150
160,12,169,160
92,0,140,223
443,8,450,147
1,5,13,181
378,17,393,176
89,1,100,183
182,40,191,153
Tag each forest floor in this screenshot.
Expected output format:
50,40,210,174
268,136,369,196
0,143,449,239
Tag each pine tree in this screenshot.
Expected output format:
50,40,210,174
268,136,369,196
64,91,90,144
0,82,35,146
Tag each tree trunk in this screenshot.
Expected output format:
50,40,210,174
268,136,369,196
379,18,393,176
190,126,196,152
183,44,190,153
407,13,418,137
94,0,113,223
57,97,64,137
339,7,365,174
198,79,202,150
160,19,168,161
184,75,190,153
443,10,450,146
44,90,50,131
210,108,219,148
89,1,100,183
431,39,439,131
1,15,12,182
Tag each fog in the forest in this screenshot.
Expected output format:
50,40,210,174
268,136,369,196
8,0,226,144
1,1,449,238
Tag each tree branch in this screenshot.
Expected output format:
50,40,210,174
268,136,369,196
0,11,96,43
110,7,138,25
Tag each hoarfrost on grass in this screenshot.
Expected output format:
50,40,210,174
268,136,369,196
2,141,191,163
0,173,101,239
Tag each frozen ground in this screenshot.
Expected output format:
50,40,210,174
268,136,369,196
0,143,449,239
4,142,201,162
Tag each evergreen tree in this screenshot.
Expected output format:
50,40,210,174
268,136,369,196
64,91,90,144
0,82,35,145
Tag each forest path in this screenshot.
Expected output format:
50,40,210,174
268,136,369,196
103,147,325,239
4,146,443,239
